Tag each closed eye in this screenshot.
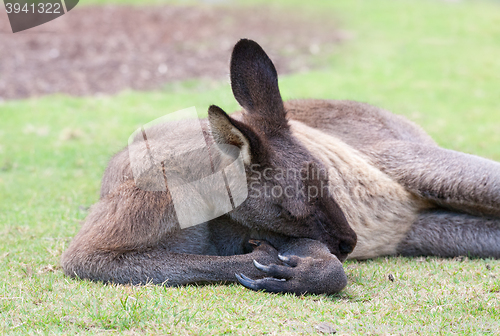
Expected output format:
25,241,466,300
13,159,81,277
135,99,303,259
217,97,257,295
273,204,296,221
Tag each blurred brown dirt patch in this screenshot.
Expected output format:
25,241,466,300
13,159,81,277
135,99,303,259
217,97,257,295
0,4,345,100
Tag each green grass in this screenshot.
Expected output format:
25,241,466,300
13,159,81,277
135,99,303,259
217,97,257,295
1,0,500,334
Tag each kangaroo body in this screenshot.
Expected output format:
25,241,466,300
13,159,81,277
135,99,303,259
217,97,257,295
62,40,500,295
288,117,427,259
286,99,500,259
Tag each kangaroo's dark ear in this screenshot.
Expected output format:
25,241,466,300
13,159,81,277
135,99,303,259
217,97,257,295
208,105,268,165
230,39,287,134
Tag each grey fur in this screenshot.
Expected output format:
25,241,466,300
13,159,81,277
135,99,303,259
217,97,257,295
397,211,500,258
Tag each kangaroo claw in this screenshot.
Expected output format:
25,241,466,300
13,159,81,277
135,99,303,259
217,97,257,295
236,273,287,293
248,239,262,247
278,254,289,262
253,260,271,272
277,254,300,267
235,273,260,291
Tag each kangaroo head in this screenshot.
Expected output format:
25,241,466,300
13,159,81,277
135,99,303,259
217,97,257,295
208,39,357,261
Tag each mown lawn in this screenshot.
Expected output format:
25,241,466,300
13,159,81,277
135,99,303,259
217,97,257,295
1,0,500,334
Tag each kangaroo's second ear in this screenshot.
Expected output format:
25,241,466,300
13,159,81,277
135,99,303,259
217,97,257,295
230,39,287,132
208,105,268,165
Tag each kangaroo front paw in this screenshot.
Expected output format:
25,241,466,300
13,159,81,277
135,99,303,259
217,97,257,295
236,254,347,295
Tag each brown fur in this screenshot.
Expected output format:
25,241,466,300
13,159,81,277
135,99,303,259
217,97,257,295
61,39,500,295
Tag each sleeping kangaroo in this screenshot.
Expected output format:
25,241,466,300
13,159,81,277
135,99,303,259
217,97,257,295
61,39,500,295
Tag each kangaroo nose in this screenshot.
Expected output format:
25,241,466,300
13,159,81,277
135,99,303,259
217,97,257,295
339,240,354,255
